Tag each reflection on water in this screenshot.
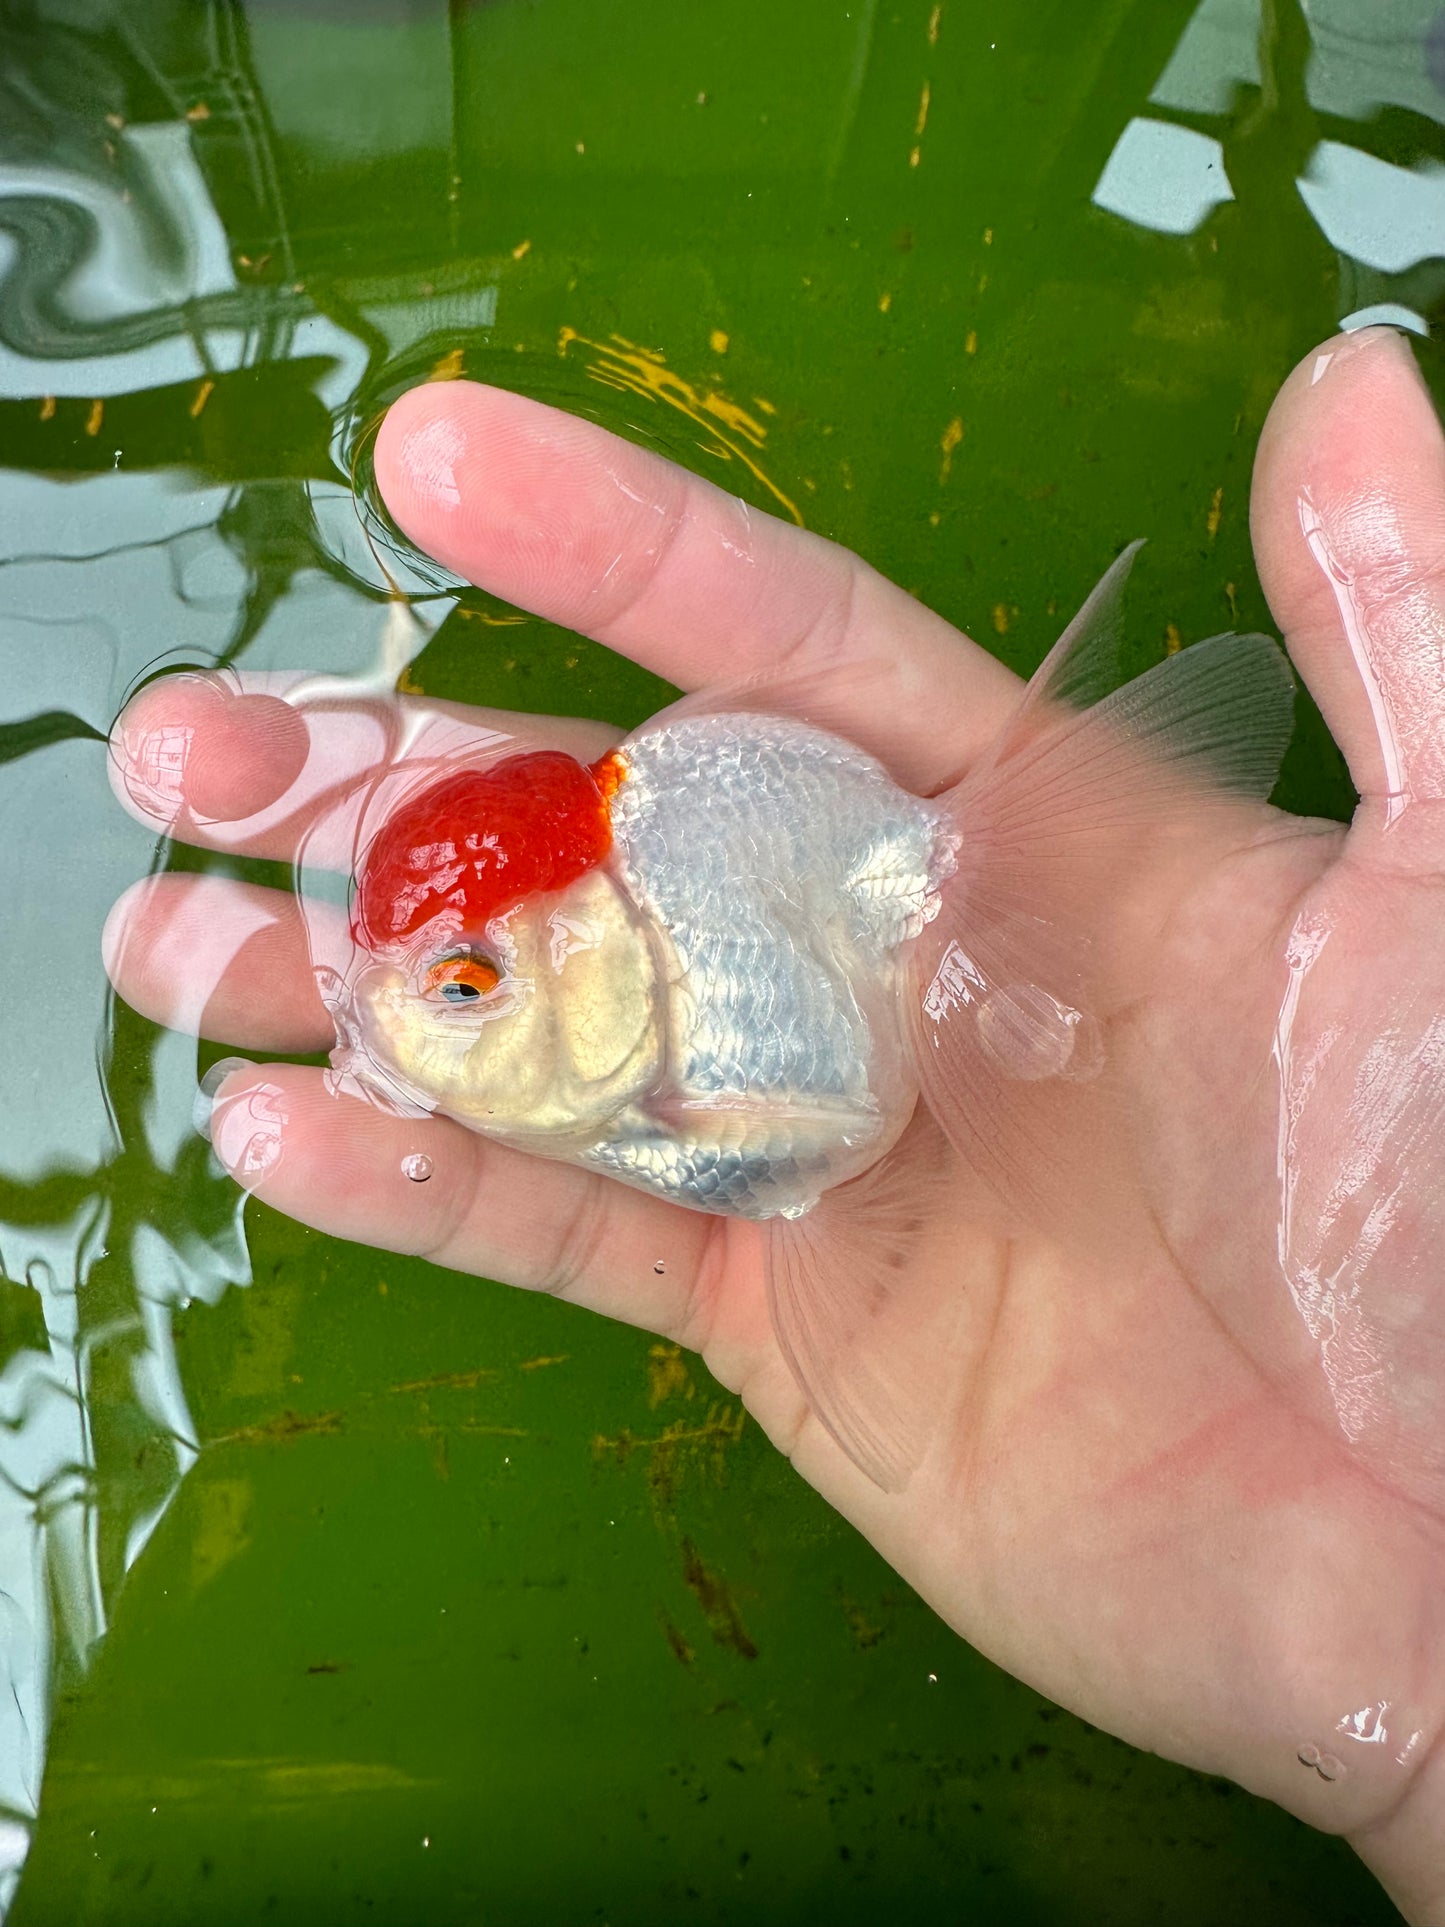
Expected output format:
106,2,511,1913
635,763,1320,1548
0,1021,249,1909
0,0,1435,1920
1093,0,1443,334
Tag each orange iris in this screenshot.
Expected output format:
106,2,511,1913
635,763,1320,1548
424,955,501,1003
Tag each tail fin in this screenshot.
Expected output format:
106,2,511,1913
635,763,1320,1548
905,542,1296,1243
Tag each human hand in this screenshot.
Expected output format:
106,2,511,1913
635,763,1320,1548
103,327,1445,1921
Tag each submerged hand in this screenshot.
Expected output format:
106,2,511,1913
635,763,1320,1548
103,328,1445,1920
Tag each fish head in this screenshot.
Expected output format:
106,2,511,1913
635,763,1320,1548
338,748,662,1148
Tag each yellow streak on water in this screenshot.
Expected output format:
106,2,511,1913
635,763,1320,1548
57,1760,436,1807
456,605,528,627
647,1342,695,1408
390,1367,500,1395
190,1477,252,1592
939,415,964,483
557,326,802,524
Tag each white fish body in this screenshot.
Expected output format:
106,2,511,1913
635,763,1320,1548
340,710,952,1219
583,713,956,1218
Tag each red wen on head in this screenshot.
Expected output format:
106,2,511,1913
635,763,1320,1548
353,749,626,954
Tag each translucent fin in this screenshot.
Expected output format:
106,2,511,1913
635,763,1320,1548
907,548,1296,1239
763,1107,969,1492
1016,538,1140,714
975,541,1294,798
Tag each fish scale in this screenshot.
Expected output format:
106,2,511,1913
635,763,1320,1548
589,713,954,1217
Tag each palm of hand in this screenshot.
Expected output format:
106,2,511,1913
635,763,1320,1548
104,326,1445,1904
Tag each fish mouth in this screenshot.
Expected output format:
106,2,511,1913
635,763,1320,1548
314,961,439,1120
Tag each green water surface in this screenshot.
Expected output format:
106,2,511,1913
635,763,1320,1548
0,0,1441,1920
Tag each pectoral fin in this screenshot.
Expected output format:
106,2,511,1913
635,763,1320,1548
763,1107,969,1492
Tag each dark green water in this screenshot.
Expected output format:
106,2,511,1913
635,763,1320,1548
0,0,1440,1919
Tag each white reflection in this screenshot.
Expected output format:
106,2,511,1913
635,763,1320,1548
1150,0,1260,113
0,50,462,1923
0,1821,27,1915
64,123,237,322
1305,0,1445,129
0,118,369,408
1092,118,1234,235
0,121,241,400
1340,303,1430,337
1297,141,1445,274
1151,0,1445,131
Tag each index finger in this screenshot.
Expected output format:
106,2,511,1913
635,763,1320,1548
375,381,1022,793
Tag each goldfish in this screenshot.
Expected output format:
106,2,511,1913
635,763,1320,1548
315,545,1295,1485
339,715,952,1222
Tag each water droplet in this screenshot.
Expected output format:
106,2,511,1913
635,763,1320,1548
402,1153,433,1183
927,1672,938,1684
1298,1742,1345,1780
653,1260,666,1274
975,983,1103,1082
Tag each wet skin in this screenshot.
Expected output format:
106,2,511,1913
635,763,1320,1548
103,329,1445,1921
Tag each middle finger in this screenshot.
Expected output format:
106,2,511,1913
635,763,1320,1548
108,670,620,868
104,873,339,1052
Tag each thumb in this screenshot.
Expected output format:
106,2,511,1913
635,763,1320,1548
1251,328,1445,842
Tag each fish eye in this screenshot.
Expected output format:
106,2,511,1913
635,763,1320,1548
423,953,501,1004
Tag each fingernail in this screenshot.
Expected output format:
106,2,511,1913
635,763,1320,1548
1310,325,1412,385
193,1056,254,1142
207,1074,289,1190
111,675,310,827
109,673,229,823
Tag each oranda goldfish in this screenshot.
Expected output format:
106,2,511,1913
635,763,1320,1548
314,545,1295,1485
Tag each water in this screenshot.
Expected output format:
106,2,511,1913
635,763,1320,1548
0,0,1438,1919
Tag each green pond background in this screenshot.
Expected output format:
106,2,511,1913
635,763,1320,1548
0,0,1440,1919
